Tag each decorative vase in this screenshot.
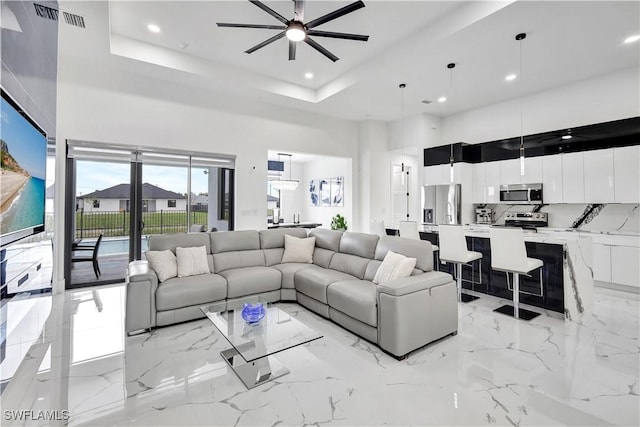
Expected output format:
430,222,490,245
241,303,266,323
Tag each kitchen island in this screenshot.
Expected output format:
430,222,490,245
267,222,322,229
418,225,594,322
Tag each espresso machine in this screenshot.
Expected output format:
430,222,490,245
475,206,494,224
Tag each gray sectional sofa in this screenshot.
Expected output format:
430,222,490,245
126,228,458,358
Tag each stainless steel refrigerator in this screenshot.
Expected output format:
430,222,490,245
421,184,461,225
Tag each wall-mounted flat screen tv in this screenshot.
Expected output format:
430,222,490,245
0,90,47,247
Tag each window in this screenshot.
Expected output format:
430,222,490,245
92,199,100,208
168,199,176,208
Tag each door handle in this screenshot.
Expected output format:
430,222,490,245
139,220,145,231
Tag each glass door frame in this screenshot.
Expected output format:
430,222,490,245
64,141,236,289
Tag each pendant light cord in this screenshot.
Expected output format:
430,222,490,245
400,83,406,170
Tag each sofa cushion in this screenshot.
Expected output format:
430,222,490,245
295,267,355,303
327,280,377,327
309,228,343,252
219,266,281,298
211,230,260,253
149,232,211,254
329,253,369,279
156,274,227,311
364,259,382,282
375,236,433,272
264,248,284,267
176,246,211,277
312,247,335,269
373,250,417,284
145,250,177,282
339,232,379,259
282,235,315,263
259,228,308,249
213,250,265,273
272,263,320,289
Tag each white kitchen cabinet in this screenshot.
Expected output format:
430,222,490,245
522,156,543,185
562,152,585,203
592,243,612,282
614,145,640,203
485,161,501,203
472,163,486,203
611,246,640,289
542,154,563,203
424,165,441,185
500,158,521,186
583,149,614,203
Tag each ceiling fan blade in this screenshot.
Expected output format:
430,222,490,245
245,31,286,54
306,30,368,41
289,40,297,60
305,0,365,29
304,36,338,62
249,0,289,24
217,23,286,30
293,0,305,22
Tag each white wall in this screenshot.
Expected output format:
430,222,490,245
440,67,640,144
155,199,187,211
302,157,353,231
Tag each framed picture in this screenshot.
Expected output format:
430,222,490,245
309,179,319,206
330,177,344,207
319,179,331,207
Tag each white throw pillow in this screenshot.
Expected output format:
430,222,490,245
373,250,417,284
176,246,211,277
145,250,178,282
281,235,316,264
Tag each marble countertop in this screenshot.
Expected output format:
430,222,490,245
419,224,640,247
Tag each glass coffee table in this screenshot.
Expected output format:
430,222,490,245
201,301,323,389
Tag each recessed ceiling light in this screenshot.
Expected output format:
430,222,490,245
147,24,161,33
178,42,188,49
562,135,572,140
438,97,447,103
505,74,517,81
624,34,640,44
304,72,313,79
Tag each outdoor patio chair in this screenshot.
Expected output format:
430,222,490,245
72,234,103,279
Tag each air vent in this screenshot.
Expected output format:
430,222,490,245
421,99,433,105
33,3,86,28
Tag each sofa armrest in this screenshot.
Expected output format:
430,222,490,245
377,271,458,358
376,271,452,297
126,261,159,335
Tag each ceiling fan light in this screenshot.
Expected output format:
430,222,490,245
286,22,306,41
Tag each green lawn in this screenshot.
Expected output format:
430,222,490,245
75,210,208,238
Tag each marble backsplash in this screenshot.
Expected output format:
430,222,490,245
487,203,639,233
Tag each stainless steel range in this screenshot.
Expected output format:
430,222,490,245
504,212,548,229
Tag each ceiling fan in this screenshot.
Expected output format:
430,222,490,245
216,0,369,62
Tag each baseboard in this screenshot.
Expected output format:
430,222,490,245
594,280,640,294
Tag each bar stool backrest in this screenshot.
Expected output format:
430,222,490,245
489,227,528,273
438,225,468,263
399,221,420,240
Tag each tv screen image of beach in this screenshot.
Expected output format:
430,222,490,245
0,93,47,246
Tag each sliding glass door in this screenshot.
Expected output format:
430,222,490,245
65,142,235,288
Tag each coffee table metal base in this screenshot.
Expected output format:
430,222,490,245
220,347,289,389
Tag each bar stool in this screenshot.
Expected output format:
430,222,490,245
370,220,386,237
399,221,440,270
438,225,481,303
489,227,542,321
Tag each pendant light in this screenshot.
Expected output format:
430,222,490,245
516,33,526,176
399,83,407,186
270,153,299,191
447,63,456,183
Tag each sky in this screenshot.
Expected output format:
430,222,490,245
1,98,47,179
75,161,210,196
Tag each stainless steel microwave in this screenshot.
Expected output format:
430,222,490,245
499,183,543,204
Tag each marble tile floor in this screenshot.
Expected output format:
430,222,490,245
1,284,638,426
